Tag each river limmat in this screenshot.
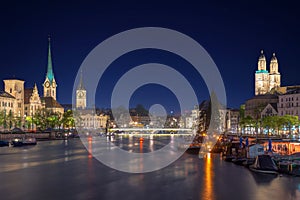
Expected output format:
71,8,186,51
1,137,300,200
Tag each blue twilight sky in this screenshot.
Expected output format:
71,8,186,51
0,1,299,111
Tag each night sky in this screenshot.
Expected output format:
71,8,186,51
1,1,299,111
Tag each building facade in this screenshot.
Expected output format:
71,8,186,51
75,72,108,129
277,88,300,119
245,94,278,119
0,91,15,116
76,72,86,109
3,79,25,117
24,84,43,117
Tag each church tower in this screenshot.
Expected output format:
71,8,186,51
255,50,269,95
269,53,281,91
43,36,57,100
76,71,87,109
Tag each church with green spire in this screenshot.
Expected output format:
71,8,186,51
43,36,57,100
40,36,63,114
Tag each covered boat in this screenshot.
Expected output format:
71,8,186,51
23,137,37,145
249,155,278,174
11,137,23,147
243,144,265,167
0,140,9,147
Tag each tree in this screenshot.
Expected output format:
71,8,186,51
7,110,14,129
0,110,5,128
261,116,276,135
253,103,265,134
62,110,75,129
240,115,255,134
135,104,148,116
282,115,299,135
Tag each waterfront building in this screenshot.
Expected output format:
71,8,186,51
245,94,278,119
261,103,278,118
226,108,240,133
76,71,86,109
75,72,108,129
24,83,43,116
3,79,25,117
0,91,15,116
277,88,300,119
197,98,227,133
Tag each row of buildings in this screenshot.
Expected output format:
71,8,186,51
186,50,300,135
0,38,64,121
0,37,108,131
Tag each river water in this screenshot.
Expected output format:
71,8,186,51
1,136,300,200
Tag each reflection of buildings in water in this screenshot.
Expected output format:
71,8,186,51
88,136,93,159
149,134,154,152
202,153,215,200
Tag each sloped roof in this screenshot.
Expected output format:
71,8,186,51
247,94,278,101
41,97,63,109
269,103,278,112
24,88,33,104
0,91,15,99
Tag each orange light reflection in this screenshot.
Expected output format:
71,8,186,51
202,153,215,200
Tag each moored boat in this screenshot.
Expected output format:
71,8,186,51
11,138,23,147
242,158,255,168
0,140,9,147
232,157,247,165
277,160,292,174
289,160,300,176
23,137,37,145
249,155,278,174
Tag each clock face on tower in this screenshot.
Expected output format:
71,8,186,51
45,81,50,88
78,91,86,98
52,82,56,88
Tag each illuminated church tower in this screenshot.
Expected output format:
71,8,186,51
254,50,281,95
43,36,57,100
76,71,87,109
269,53,281,91
255,50,269,95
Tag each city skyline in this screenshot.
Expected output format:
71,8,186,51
1,1,300,110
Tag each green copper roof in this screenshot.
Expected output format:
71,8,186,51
256,70,269,74
47,37,55,83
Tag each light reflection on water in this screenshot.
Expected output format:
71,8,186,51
201,153,215,200
1,139,300,200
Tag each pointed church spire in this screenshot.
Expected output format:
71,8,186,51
47,36,54,83
78,70,85,90
33,83,38,94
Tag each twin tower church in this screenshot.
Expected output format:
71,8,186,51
255,50,281,95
